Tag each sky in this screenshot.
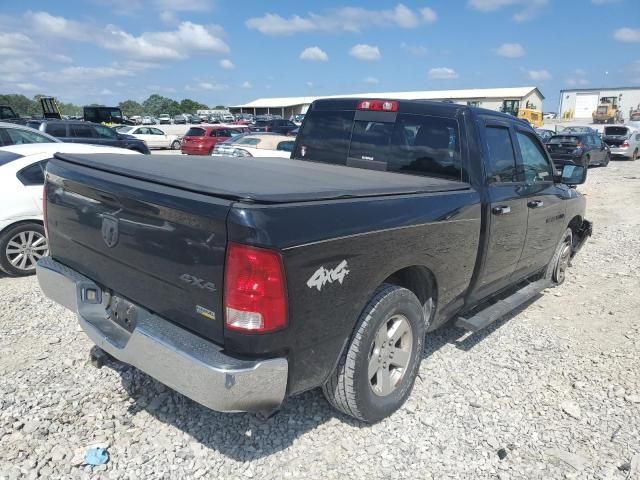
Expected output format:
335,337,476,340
1,0,639,111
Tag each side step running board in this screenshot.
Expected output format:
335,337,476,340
455,279,549,332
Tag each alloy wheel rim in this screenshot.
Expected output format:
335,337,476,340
5,231,48,271
368,314,413,397
555,242,571,283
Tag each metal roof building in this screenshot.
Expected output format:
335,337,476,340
230,86,544,117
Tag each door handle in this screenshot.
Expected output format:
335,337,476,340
527,200,544,208
492,206,511,215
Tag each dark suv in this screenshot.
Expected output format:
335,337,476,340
250,119,297,134
27,120,150,154
545,132,609,169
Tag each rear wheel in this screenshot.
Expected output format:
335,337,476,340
322,284,428,423
584,154,591,167
633,148,638,161
171,140,181,150
0,223,48,276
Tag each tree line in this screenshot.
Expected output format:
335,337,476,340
0,93,223,118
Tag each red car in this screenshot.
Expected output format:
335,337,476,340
181,126,250,155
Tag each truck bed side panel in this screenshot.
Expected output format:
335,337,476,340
226,190,481,394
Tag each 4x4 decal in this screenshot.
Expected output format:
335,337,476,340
307,260,350,291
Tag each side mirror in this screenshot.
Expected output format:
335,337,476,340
559,164,587,186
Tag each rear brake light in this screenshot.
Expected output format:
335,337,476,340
224,242,287,333
357,100,398,112
622,140,630,147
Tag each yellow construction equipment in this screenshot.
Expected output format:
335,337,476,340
517,108,544,128
592,96,623,124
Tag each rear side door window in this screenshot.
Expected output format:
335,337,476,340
71,124,97,138
484,126,518,183
94,125,117,139
45,123,68,137
515,131,553,183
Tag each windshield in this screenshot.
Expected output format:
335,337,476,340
548,135,579,145
293,109,463,181
604,127,629,137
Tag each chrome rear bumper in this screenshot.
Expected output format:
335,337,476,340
36,257,288,413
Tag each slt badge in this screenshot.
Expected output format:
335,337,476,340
307,260,350,291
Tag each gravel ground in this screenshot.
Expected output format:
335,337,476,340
1,160,639,480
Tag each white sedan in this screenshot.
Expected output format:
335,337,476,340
116,126,182,150
0,143,140,276
211,134,294,158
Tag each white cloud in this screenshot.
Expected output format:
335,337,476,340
364,76,379,85
219,59,235,69
52,54,73,64
0,58,42,75
44,66,134,82
566,69,588,86
401,42,428,55
15,83,40,92
349,44,381,62
241,81,252,88
25,12,229,61
26,11,88,40
495,42,525,58
195,81,228,91
0,32,36,56
428,67,458,79
613,27,640,43
306,81,314,88
100,88,113,95
154,0,212,11
420,7,438,23
159,10,178,24
527,69,551,81
299,46,328,62
101,21,229,60
467,0,548,22
246,3,437,35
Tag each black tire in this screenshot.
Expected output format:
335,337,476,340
322,284,427,423
584,154,590,167
0,222,47,277
546,228,572,286
633,149,638,161
171,140,181,150
603,154,610,166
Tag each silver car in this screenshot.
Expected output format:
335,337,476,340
602,125,640,160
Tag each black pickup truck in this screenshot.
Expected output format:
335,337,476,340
37,98,592,422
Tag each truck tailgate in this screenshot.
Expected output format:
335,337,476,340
45,157,231,344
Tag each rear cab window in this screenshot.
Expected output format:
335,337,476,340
294,107,464,181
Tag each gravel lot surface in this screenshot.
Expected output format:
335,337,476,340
1,160,639,480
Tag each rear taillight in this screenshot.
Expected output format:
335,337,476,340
622,140,630,148
357,99,398,112
224,242,287,333
42,183,48,238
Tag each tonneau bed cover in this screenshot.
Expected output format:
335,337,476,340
53,153,470,204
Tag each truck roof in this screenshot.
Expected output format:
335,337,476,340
53,153,470,204
310,97,532,126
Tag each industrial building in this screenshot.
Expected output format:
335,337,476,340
230,86,544,118
558,86,640,121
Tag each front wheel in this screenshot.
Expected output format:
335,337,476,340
603,154,610,166
546,228,572,286
0,223,48,276
322,284,427,423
